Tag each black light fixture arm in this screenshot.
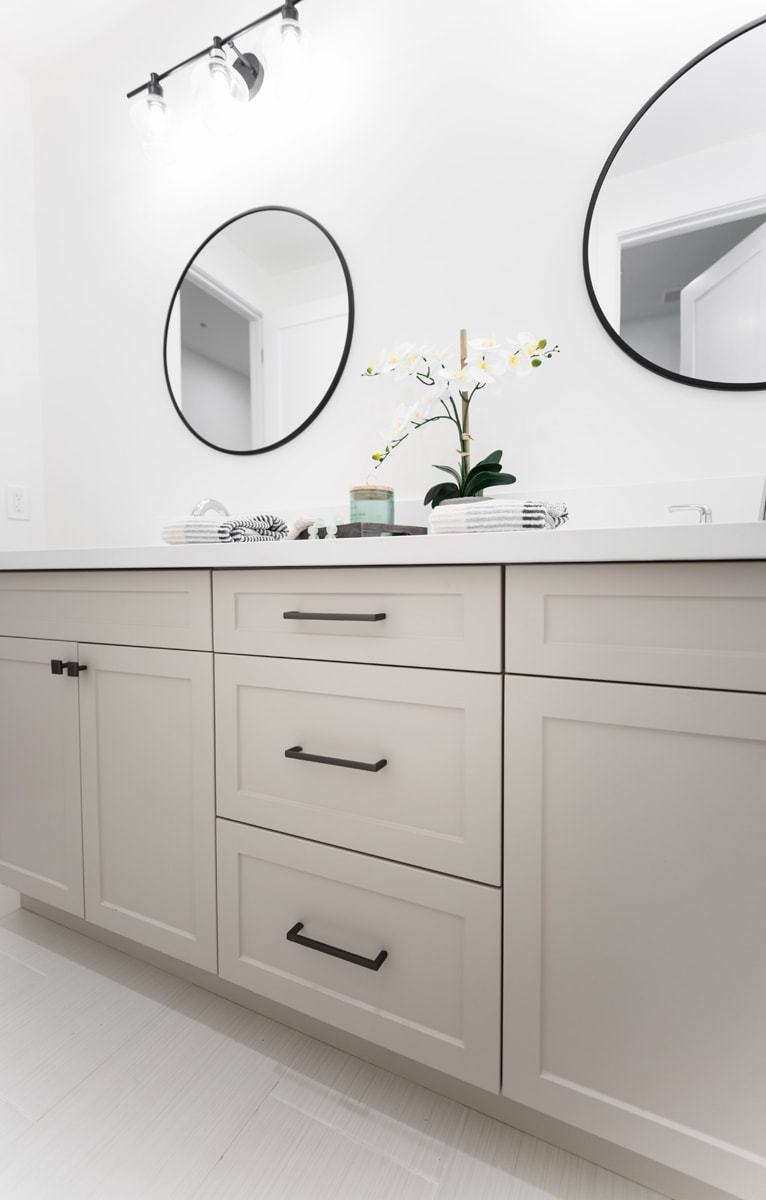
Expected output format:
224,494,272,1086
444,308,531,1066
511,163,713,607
126,0,304,99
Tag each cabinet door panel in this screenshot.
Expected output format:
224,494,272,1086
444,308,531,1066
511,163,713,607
216,656,502,883
218,821,501,1091
504,674,766,1200
79,644,216,970
0,637,83,915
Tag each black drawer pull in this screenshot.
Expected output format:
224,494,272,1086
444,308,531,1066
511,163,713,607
50,659,65,675
286,921,388,971
285,745,387,773
283,610,387,622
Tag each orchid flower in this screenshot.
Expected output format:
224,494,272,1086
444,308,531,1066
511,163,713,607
362,330,559,502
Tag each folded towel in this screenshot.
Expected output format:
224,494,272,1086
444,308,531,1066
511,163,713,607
429,500,569,535
162,514,289,544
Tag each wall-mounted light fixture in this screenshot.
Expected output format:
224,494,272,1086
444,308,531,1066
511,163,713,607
127,1,304,147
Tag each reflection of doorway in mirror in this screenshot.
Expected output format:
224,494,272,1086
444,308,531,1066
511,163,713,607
179,273,265,449
619,208,766,381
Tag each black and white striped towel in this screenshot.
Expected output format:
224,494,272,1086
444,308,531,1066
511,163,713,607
162,514,289,544
429,500,569,535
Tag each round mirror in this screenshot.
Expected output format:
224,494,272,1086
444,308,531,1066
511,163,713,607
584,16,766,390
163,206,354,452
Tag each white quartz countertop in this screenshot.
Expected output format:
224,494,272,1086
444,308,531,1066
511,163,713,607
1,522,765,570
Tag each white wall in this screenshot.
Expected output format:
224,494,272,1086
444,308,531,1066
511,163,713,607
22,0,766,546
0,58,44,549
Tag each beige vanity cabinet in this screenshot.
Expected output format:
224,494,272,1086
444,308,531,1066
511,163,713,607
214,565,504,1090
0,636,84,915
503,563,766,1200
0,571,217,972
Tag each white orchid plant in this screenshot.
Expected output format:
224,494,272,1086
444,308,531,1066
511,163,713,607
363,331,559,507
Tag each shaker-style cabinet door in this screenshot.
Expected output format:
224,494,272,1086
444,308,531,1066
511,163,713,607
0,636,84,915
503,674,766,1200
78,643,216,971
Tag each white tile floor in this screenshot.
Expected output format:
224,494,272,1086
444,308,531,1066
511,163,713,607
0,890,669,1200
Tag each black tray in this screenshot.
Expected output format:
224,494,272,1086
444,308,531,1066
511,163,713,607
296,521,427,539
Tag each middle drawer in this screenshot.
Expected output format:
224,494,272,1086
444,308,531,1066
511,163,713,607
215,655,502,884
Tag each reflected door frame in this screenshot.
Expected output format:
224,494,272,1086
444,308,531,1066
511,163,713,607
185,265,265,447
606,196,766,336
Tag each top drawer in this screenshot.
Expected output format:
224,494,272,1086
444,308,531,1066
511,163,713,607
0,571,212,650
213,566,502,671
506,561,766,691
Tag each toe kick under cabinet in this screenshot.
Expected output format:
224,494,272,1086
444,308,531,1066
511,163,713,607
213,566,504,1091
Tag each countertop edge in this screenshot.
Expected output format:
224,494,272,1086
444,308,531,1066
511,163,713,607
0,523,765,570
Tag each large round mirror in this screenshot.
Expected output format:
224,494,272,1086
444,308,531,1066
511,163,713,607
584,16,766,390
163,206,354,452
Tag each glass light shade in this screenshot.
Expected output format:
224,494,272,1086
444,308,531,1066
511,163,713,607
130,87,171,149
281,18,301,44
280,5,302,52
191,46,248,114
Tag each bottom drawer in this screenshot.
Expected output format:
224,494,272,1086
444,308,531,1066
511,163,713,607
217,820,501,1092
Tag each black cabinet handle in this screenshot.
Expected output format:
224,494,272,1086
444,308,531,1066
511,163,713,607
285,745,387,773
283,611,387,622
50,660,87,677
286,922,388,971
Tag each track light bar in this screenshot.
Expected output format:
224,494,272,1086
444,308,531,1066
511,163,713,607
126,0,304,101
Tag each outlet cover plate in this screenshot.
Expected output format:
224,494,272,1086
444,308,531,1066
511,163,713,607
6,485,30,520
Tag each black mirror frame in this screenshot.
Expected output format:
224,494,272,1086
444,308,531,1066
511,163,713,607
582,14,766,392
163,205,355,453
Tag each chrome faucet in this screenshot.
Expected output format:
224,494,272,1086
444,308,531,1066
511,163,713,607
668,504,712,524
191,498,230,517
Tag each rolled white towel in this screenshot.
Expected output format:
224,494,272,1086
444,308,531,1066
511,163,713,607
429,500,568,534
162,514,289,544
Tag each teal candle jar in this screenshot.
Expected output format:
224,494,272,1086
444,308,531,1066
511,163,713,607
349,485,394,526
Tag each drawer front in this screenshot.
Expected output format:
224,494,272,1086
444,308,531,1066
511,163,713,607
215,656,502,884
213,566,502,670
0,570,212,650
217,821,501,1091
506,561,766,691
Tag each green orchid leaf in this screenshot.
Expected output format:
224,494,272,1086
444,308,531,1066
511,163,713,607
477,449,503,466
536,339,547,350
432,463,462,485
464,451,504,487
531,358,542,367
423,481,460,508
465,461,503,485
463,471,517,496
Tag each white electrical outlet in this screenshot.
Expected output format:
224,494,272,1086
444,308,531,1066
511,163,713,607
5,485,30,520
